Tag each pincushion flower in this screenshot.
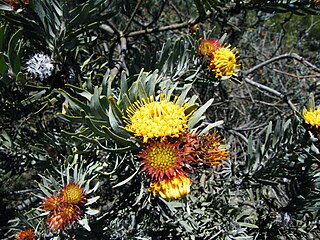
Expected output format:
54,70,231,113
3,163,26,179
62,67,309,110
61,183,87,205
125,95,189,142
47,204,82,232
197,132,230,165
26,53,54,81
138,139,190,181
208,46,239,78
199,38,221,57
41,182,87,232
42,195,61,212
149,175,192,200
15,228,36,240
303,107,320,128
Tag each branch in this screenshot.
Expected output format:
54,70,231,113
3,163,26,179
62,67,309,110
244,77,297,112
123,0,142,34
109,32,127,81
242,53,320,76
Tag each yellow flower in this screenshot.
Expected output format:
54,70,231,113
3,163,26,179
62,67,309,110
138,139,190,181
61,183,87,205
149,175,192,200
209,46,239,78
197,132,230,165
303,107,320,128
198,38,221,57
125,95,189,142
15,229,36,240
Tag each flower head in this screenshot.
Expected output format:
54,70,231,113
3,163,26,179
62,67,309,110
199,38,221,57
26,53,54,81
197,132,230,165
303,107,320,128
138,139,189,181
149,175,192,200
6,0,29,10
41,195,62,212
61,183,87,205
208,46,239,78
125,95,189,142
15,228,36,240
47,204,82,232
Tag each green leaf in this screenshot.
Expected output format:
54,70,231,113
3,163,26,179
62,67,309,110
8,28,23,72
187,98,213,129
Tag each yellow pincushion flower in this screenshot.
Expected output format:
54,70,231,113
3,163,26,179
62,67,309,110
61,183,87,205
149,175,192,200
303,107,320,128
125,96,189,142
209,46,239,78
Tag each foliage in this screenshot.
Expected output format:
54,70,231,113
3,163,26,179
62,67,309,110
0,0,319,239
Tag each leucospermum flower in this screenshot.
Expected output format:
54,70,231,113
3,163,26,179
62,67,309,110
208,46,239,78
125,95,189,142
6,0,29,10
41,195,62,212
197,132,230,165
303,107,320,128
15,228,36,240
41,183,87,232
26,53,54,81
61,183,87,205
138,139,189,181
198,38,221,57
149,175,192,200
47,204,82,232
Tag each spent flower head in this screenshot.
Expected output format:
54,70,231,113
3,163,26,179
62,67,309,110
26,53,54,81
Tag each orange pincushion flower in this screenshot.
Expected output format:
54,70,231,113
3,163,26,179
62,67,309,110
15,229,36,240
199,39,221,57
61,183,87,205
138,139,189,181
197,132,230,165
47,204,82,232
41,195,62,212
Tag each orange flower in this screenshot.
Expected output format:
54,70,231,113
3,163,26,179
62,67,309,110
61,183,87,205
41,195,62,212
47,204,82,232
15,228,36,240
138,139,190,181
197,132,230,165
198,39,221,57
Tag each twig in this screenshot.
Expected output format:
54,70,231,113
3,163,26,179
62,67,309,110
242,53,320,76
273,68,320,79
244,77,297,112
123,0,143,34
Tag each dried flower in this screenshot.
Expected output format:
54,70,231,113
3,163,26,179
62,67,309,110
197,132,230,165
26,53,54,81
